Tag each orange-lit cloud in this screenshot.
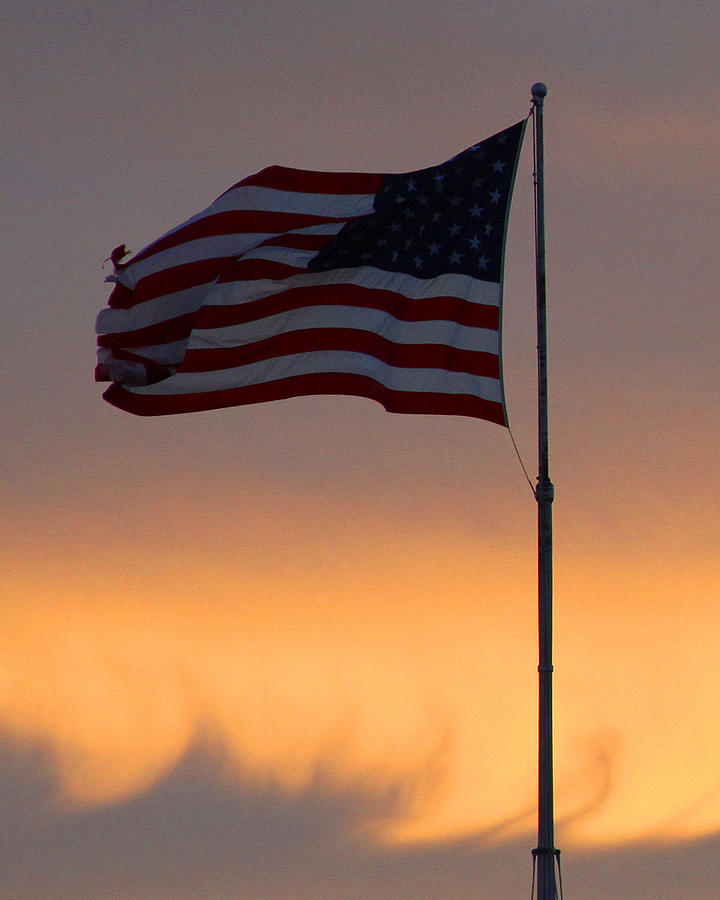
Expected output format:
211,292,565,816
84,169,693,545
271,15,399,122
2,489,718,851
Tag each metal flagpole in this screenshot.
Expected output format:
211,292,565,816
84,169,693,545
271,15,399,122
530,82,560,900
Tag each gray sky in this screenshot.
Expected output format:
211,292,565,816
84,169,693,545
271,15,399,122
2,1,719,897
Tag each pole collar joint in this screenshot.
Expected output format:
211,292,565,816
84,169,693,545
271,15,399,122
535,479,555,503
532,846,560,857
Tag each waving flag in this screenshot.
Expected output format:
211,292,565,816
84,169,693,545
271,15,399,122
96,120,526,424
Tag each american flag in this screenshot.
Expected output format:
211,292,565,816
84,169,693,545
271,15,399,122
96,119,526,424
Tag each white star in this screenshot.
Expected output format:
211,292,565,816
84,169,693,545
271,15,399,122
478,255,489,269
449,222,462,236
449,195,462,208
485,223,494,235
449,250,463,264
467,235,481,250
406,178,418,191
492,159,506,172
489,189,501,204
470,204,484,218
428,241,442,254
413,254,424,269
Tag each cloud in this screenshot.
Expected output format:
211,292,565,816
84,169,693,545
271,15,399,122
1,728,718,900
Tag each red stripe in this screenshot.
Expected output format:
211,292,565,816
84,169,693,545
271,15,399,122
127,258,238,306
261,233,332,250
122,251,311,309
103,373,506,424
195,284,499,331
129,255,306,309
180,329,500,379
98,310,198,349
209,263,501,328
107,281,135,309
127,210,348,268
99,285,497,352
118,252,276,309
221,166,383,196
215,258,306,283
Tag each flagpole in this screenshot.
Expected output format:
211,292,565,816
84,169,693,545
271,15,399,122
531,82,559,900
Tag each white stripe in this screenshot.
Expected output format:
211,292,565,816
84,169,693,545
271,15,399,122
231,245,317,267
125,351,503,403
122,235,275,285
293,223,350,235
207,184,376,218
210,265,501,307
96,283,207,335
189,306,499,355
139,186,375,251
121,339,188,366
122,223,345,286
99,266,501,336
97,353,151,387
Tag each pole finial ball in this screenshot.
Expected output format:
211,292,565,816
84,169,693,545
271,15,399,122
531,82,548,99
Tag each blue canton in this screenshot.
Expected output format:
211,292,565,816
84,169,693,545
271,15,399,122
309,120,525,284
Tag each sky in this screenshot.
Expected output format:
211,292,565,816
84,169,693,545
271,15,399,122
2,0,719,897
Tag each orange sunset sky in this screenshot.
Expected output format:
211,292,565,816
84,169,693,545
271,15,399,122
2,1,719,897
